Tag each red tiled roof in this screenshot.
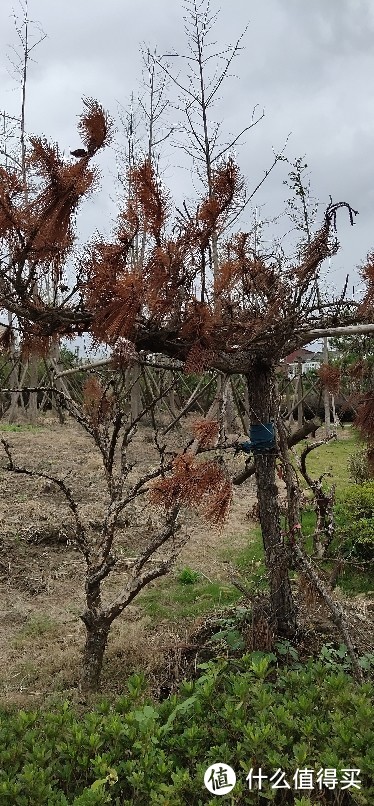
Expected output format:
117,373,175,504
284,348,314,364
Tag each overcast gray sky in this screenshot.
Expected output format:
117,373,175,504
1,0,374,310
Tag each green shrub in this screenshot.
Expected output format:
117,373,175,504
0,655,372,804
177,567,200,585
348,447,371,485
334,481,374,561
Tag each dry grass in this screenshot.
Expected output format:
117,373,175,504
1,416,371,707
0,414,255,706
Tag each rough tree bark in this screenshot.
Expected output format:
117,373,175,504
246,359,296,635
80,571,114,692
81,611,112,693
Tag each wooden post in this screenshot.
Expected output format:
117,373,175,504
7,315,22,422
167,371,179,419
243,378,251,432
130,363,142,422
323,337,331,437
331,394,338,435
230,376,250,434
26,356,39,423
285,378,292,417
297,361,303,429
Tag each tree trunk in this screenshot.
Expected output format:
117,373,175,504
80,574,112,692
246,360,296,636
80,613,111,692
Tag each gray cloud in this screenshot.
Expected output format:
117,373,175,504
1,0,373,296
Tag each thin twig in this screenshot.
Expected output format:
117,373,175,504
292,537,363,682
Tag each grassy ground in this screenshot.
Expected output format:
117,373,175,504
141,576,241,621
139,427,371,625
139,533,267,623
0,423,41,432
294,428,372,594
294,424,359,493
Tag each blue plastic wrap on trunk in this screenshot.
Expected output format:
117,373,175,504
239,422,276,454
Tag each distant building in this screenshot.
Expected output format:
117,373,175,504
280,348,321,377
280,346,340,377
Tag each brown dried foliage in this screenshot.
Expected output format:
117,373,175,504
0,167,25,238
191,418,219,448
20,328,51,358
359,251,374,316
215,234,283,318
355,392,374,442
78,97,113,155
347,360,365,381
143,242,186,320
130,160,169,245
151,232,195,322
0,96,363,377
215,233,250,295
27,137,97,257
150,453,232,525
318,363,341,394
184,344,215,374
83,159,187,340
89,271,143,344
198,157,244,233
85,242,131,303
178,302,218,373
0,99,113,349
83,376,115,426
111,339,138,370
294,219,339,285
180,301,217,343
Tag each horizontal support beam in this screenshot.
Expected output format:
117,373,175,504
55,356,185,378
55,357,113,377
302,323,374,339
54,323,374,378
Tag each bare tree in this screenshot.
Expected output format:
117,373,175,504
1,0,46,422
1,370,236,690
0,0,370,642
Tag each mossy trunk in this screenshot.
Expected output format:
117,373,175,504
246,361,296,636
